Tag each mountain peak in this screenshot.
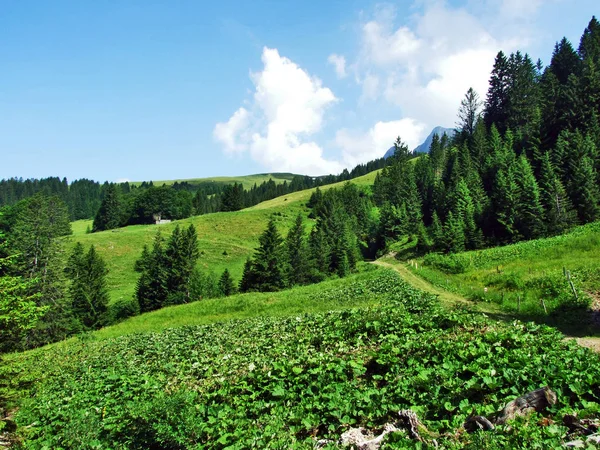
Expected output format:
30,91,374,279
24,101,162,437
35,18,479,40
384,126,456,158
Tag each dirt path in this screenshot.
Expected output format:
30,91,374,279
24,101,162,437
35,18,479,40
373,256,600,353
372,259,469,308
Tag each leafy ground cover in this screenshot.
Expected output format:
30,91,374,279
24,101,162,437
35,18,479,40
66,171,379,304
5,269,600,449
409,222,600,334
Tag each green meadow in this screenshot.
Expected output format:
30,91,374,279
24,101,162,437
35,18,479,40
403,222,600,333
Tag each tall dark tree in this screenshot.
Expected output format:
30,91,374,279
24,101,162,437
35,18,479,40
135,232,169,313
66,244,110,330
218,268,236,297
579,16,600,63
242,217,286,292
93,184,122,232
285,214,310,286
538,152,576,235
550,37,581,84
165,224,200,304
485,51,511,131
457,87,482,137
513,156,544,240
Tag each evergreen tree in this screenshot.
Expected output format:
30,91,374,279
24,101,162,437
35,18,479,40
308,225,330,278
0,223,47,352
248,217,286,292
93,184,122,232
443,211,466,253
457,87,482,137
514,156,544,240
239,258,256,293
492,167,519,242
66,244,110,330
550,37,581,84
135,232,169,312
429,211,445,251
285,214,310,286
570,155,600,223
538,152,576,235
579,16,600,62
485,51,511,131
218,268,235,297
164,224,200,304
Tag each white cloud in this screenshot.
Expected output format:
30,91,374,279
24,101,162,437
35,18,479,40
335,118,426,167
354,2,526,128
327,53,348,78
360,73,380,103
213,107,250,154
498,0,544,19
362,20,421,66
214,47,343,176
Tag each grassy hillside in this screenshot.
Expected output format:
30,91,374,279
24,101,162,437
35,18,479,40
130,172,300,190
68,170,380,303
404,222,600,333
4,268,600,449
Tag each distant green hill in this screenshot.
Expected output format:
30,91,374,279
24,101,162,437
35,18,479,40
70,170,380,303
130,172,302,190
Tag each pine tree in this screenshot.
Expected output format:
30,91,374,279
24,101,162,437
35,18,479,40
538,152,576,235
485,51,510,132
308,225,330,278
218,268,235,297
550,37,581,84
579,16,600,63
238,259,256,293
285,214,310,286
93,184,122,232
514,156,544,240
444,211,466,253
570,155,600,223
135,231,169,312
165,224,200,304
66,244,109,330
492,167,519,242
0,223,47,352
430,211,445,251
457,87,482,138
251,217,286,292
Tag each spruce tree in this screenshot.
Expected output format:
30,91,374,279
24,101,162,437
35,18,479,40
308,225,330,278
570,155,600,223
457,87,481,137
165,224,200,303
135,232,169,312
251,217,286,292
238,258,256,293
429,211,445,251
538,152,576,235
514,156,544,240
218,268,235,297
66,244,109,330
444,211,466,253
285,214,310,286
485,51,510,132
492,167,519,242
93,184,122,232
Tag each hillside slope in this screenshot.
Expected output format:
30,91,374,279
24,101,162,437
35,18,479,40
70,170,380,302
130,172,301,190
5,268,600,449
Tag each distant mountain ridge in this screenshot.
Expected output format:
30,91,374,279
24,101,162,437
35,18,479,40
384,126,456,158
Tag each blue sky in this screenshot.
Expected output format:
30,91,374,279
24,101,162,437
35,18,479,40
1,0,597,182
